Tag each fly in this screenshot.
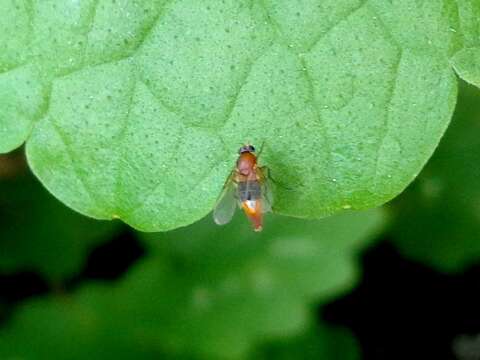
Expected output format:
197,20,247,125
213,144,273,232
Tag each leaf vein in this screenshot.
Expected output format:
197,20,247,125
128,128,186,217
257,0,284,42
373,50,403,189
131,156,221,221
114,80,137,216
222,44,272,128
305,0,368,53
48,116,100,210
298,56,333,170
24,0,34,48
0,63,28,76
142,81,186,119
81,0,101,67
54,0,174,79
366,3,401,51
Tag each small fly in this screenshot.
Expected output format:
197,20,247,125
213,144,273,232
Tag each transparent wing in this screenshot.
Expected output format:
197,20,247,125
261,179,274,214
213,175,238,225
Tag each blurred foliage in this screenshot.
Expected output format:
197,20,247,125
0,287,360,360
135,210,384,358
0,164,119,281
0,209,384,359
254,324,360,360
390,81,480,273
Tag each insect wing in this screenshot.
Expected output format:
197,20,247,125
213,177,238,225
256,166,273,214
260,179,274,214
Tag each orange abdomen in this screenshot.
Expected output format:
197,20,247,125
241,199,263,232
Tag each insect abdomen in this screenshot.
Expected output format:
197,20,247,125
238,181,261,201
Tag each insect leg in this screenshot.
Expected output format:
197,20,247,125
258,166,295,191
256,140,267,159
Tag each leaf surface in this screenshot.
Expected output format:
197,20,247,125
0,0,479,230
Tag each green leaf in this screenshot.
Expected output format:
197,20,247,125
451,0,480,86
0,64,45,154
389,82,480,273
0,171,119,281
0,209,384,359
0,0,45,153
1,0,479,230
452,48,480,88
254,325,360,360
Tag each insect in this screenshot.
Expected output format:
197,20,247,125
213,144,273,232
